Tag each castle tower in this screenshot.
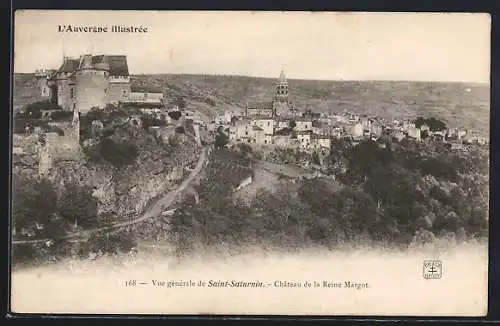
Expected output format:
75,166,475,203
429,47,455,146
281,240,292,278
75,54,110,114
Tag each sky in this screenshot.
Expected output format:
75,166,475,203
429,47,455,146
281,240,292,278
14,11,491,83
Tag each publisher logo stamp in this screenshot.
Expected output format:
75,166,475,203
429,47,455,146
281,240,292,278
423,260,442,279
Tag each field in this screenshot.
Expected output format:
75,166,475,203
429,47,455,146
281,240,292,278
14,73,490,134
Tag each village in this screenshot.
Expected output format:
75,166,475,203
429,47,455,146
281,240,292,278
15,54,489,178
212,71,488,156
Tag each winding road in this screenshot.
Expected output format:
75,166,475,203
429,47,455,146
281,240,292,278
12,146,210,245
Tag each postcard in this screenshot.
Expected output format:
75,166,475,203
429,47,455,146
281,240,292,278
11,10,490,316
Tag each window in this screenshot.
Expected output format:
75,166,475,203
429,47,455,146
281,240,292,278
70,88,74,99
104,88,108,94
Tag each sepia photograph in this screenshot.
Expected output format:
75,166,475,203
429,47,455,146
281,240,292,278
11,10,490,316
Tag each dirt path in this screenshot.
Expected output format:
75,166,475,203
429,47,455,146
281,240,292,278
12,147,209,245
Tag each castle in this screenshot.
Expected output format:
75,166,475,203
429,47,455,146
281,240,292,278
36,54,166,115
245,71,301,118
40,54,131,114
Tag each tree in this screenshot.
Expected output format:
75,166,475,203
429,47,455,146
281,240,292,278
289,120,296,129
58,182,99,228
312,151,321,165
215,130,229,149
99,138,138,167
12,176,63,239
168,110,182,120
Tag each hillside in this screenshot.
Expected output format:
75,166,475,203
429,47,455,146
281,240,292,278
134,74,490,133
13,73,490,133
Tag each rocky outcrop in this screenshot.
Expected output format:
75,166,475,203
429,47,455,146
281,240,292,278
34,132,198,223
46,157,188,220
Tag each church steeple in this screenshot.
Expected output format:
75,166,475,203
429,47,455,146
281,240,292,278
274,70,289,103
279,70,287,84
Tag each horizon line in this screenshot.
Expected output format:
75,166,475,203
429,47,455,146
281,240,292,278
13,70,490,85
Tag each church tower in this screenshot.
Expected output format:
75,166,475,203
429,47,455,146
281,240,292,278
274,70,289,103
273,70,293,117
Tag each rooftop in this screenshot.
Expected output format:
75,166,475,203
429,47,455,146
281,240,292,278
56,55,129,76
311,134,330,140
247,101,274,110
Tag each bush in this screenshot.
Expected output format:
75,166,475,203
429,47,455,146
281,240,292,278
22,100,62,119
142,116,166,130
215,130,229,148
168,111,182,120
99,138,138,167
50,110,73,121
414,117,447,132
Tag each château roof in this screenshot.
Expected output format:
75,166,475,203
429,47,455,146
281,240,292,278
58,59,80,73
92,55,129,76
57,55,129,76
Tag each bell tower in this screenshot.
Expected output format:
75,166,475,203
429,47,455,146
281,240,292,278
274,70,289,103
273,70,294,117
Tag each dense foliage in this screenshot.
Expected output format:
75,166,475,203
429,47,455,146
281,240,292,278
170,137,488,255
414,117,447,132
12,175,105,265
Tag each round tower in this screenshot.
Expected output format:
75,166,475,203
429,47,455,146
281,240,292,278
75,54,110,114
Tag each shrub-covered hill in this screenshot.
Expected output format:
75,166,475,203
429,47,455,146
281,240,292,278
168,137,488,256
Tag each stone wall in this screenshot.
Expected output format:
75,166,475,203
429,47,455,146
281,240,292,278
108,81,131,104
